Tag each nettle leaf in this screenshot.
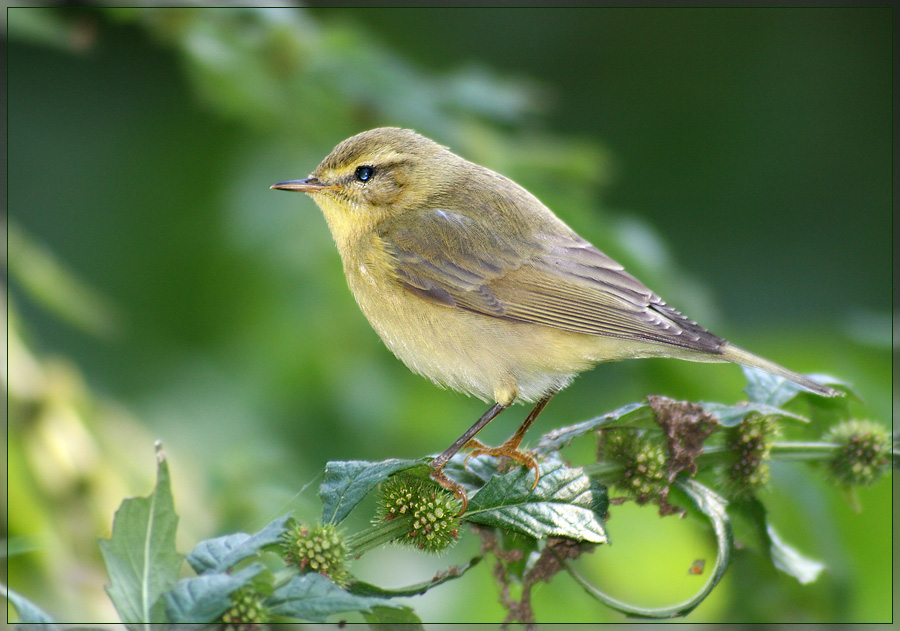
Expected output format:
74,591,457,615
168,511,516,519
702,401,808,427
440,452,505,494
463,458,608,543
732,496,824,585
98,443,182,624
3,585,60,626
348,556,481,598
743,366,808,407
164,563,266,623
186,514,292,575
767,524,825,585
320,459,423,525
743,366,849,407
535,402,654,455
267,572,408,622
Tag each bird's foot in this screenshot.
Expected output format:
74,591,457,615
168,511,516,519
429,464,469,516
463,437,540,489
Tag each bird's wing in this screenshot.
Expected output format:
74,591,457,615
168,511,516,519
379,208,725,354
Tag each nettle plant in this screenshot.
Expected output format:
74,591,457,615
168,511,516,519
6,368,893,626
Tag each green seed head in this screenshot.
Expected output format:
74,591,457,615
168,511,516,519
220,587,269,631
377,474,461,554
720,413,776,498
824,419,890,487
599,430,668,503
280,521,350,586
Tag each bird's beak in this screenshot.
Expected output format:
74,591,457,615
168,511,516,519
270,178,338,193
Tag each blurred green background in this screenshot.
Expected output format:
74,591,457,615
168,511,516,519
5,6,892,623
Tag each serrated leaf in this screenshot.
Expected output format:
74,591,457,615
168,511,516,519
740,366,844,407
320,459,423,525
266,572,407,622
702,401,808,427
98,444,182,624
535,402,653,455
361,604,424,627
767,524,825,585
440,452,504,494
3,585,60,626
348,556,481,598
186,514,292,574
163,563,266,623
464,458,608,543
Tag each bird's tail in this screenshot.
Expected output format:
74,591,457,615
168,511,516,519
719,343,842,398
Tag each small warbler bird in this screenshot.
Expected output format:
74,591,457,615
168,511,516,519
272,127,839,508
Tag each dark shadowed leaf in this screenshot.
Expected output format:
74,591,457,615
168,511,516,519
267,572,408,622
164,563,266,623
186,514,292,574
320,459,424,525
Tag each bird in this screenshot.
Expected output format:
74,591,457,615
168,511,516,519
272,127,840,510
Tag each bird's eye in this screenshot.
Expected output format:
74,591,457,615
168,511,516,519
355,166,375,182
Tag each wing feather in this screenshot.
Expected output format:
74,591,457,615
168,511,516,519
379,208,725,354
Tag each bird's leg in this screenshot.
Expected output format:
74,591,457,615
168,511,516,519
430,402,508,514
464,390,557,489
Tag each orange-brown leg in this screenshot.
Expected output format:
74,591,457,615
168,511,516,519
430,402,508,514
464,391,556,489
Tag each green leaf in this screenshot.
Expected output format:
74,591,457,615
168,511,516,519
767,524,825,585
565,477,732,618
98,443,183,625
535,402,653,455
266,572,407,622
163,563,266,623
463,458,608,543
740,366,849,407
701,401,808,427
347,556,481,598
186,514,292,574
320,459,423,525
730,493,821,584
3,584,60,626
361,604,424,627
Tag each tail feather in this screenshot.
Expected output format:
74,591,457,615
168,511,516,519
719,343,841,398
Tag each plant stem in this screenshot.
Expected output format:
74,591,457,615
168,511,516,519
769,441,841,461
345,516,413,557
589,441,851,478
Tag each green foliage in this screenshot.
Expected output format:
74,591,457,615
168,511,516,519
3,585,61,626
5,5,891,625
319,459,423,525
97,442,182,625
8,368,891,625
461,458,608,543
